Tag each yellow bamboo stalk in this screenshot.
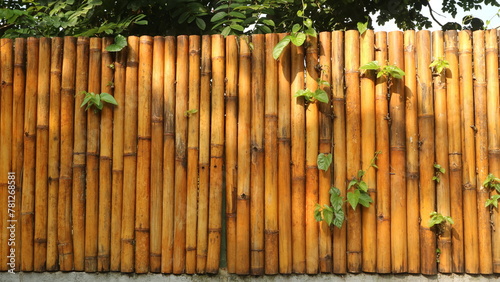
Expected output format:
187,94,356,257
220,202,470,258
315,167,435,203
236,36,251,275
135,35,153,274
34,37,51,272
473,30,492,274
72,37,89,271
332,30,347,274
224,35,238,274
250,34,265,275
345,30,361,273
318,31,332,273
21,37,38,272
375,31,391,273
360,30,376,273
58,36,75,271
186,35,200,274
205,34,225,273
444,30,464,273
417,30,436,275
277,33,293,274
196,35,211,273
161,36,176,274
121,36,139,273
458,30,479,274
150,36,164,273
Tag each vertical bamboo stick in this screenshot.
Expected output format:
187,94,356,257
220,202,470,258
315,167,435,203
360,30,376,273
186,35,201,274
318,31,332,273
97,37,113,272
473,30,492,274
224,35,238,274
34,37,51,272
305,35,319,274
135,35,153,274
58,36,75,271
291,42,306,274
250,34,265,275
0,38,13,272
277,33,293,274
85,37,101,273
12,38,26,272
375,31,391,273
21,37,38,272
196,35,211,273
389,31,407,273
150,36,164,273
236,35,251,275
172,35,189,274
47,37,63,271
110,42,126,272
121,36,139,273
417,30,436,275
72,37,89,271
205,34,225,273
161,36,176,274
458,30,479,274
345,30,362,273
486,29,500,273
444,30,464,273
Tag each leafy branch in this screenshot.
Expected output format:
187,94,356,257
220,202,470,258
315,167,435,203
429,57,449,75
432,163,446,183
81,91,118,113
359,60,405,80
484,173,500,208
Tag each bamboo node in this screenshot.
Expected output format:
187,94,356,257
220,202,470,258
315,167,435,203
462,182,476,191
208,228,221,233
264,230,279,235
238,193,249,200
34,238,48,244
150,253,161,258
186,247,197,252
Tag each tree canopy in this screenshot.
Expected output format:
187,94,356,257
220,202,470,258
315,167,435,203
1,0,499,38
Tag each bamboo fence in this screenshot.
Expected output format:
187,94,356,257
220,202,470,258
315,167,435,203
1,31,500,275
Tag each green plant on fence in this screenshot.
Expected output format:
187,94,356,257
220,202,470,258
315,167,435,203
81,91,118,113
429,57,449,75
432,163,446,183
293,67,330,105
429,211,454,240
314,187,345,229
359,60,406,80
184,109,198,118
357,18,369,35
483,173,500,208
346,151,381,211
317,153,332,171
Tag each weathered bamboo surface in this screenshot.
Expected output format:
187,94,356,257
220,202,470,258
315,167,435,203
1,31,499,275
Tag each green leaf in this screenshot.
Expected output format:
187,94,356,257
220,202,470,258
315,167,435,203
358,181,368,192
211,11,227,22
357,21,368,35
221,26,232,37
290,32,306,46
384,65,406,79
359,60,381,71
228,11,245,19
323,207,334,225
81,92,94,108
230,24,244,32
333,207,345,228
330,187,343,209
291,23,301,33
314,204,323,221
358,192,373,208
445,216,454,225
304,18,313,28
317,153,333,171
106,34,128,52
347,190,360,210
195,18,206,30
184,109,198,117
273,36,291,60
313,89,329,103
304,27,317,37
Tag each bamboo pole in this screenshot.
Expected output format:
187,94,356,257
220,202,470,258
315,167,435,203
135,35,153,274
12,38,26,272
344,30,361,273
34,37,51,272
305,35,319,274
0,38,13,272
58,36,76,271
236,35,251,275
72,37,89,271
332,31,347,274
250,34,265,275
150,36,164,273
458,30,479,274
121,36,139,273
196,35,211,273
431,30,451,273
110,41,127,272
277,33,293,274
486,29,500,273
417,30,436,275
161,36,176,274
21,37,38,272
172,35,189,274
318,31,332,273
374,31,391,273
444,30,464,273
205,34,225,273
47,37,63,271
473,30,492,274
360,30,376,273
388,31,407,273
186,35,201,274
85,37,101,272
404,30,420,274
97,37,114,272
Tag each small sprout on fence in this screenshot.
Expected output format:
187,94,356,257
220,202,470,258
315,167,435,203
432,163,446,183
357,18,369,35
483,173,500,208
317,153,332,171
314,187,345,229
108,63,115,70
184,109,198,117
294,88,329,104
359,60,405,80
81,91,118,113
429,57,449,75
107,81,114,88
429,211,454,230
